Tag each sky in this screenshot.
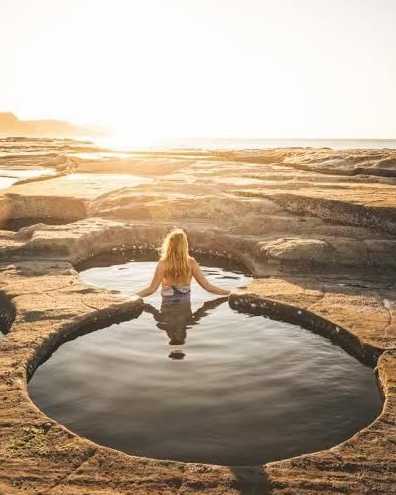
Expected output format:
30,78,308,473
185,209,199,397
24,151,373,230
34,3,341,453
1,0,395,142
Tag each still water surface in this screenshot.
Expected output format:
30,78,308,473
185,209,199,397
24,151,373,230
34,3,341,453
0,166,55,190
29,254,381,465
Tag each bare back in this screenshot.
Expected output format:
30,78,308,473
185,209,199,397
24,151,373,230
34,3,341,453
136,256,231,298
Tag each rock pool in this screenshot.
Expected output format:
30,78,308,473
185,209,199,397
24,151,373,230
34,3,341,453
29,253,382,466
0,166,56,190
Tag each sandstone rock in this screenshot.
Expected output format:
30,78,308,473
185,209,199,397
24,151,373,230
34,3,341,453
258,238,333,264
1,138,396,493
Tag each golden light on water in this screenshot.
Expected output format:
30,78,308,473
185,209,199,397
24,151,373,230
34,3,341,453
93,133,165,152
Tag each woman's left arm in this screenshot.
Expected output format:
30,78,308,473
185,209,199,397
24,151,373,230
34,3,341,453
135,261,164,297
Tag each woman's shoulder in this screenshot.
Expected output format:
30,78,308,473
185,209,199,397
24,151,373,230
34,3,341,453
188,256,198,269
157,259,166,270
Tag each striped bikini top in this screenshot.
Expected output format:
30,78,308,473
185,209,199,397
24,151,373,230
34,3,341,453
161,284,191,302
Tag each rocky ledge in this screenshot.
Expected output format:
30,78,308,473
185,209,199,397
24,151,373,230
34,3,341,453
0,141,396,494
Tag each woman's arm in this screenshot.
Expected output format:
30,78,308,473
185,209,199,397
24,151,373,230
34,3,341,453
191,258,231,296
135,261,164,297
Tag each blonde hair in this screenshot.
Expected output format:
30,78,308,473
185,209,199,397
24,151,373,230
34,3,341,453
160,229,191,283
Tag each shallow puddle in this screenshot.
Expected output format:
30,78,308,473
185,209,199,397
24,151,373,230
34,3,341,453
29,253,382,465
215,176,265,185
0,166,55,190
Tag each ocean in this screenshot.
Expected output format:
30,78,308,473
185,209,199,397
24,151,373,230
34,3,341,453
94,136,396,151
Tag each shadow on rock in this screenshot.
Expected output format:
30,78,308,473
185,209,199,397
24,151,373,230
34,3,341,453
231,466,272,495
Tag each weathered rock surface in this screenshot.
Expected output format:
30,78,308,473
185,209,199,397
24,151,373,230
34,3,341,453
2,144,396,264
1,254,396,494
1,139,396,493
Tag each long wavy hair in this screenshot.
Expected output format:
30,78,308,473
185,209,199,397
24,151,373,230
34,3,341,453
160,229,191,283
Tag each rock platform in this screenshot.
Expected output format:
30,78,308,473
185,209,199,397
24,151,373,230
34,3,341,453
0,141,396,494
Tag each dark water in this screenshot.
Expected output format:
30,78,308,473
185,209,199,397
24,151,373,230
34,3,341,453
0,294,15,338
29,254,382,466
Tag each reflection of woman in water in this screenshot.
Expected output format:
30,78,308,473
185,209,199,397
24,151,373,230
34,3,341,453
136,228,232,359
144,297,228,359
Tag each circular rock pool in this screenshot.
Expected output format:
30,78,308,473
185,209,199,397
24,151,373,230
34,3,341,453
29,252,382,466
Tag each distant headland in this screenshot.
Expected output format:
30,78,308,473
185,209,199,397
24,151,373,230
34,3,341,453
0,112,103,138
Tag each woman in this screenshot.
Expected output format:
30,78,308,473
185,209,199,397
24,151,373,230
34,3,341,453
136,228,231,300
137,228,231,360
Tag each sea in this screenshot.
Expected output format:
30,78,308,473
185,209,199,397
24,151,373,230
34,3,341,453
1,135,396,152
94,136,396,151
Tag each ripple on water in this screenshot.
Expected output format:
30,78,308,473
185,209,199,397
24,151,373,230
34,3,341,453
29,257,382,466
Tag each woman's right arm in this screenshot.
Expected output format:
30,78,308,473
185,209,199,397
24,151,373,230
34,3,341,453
191,258,231,296
135,261,164,297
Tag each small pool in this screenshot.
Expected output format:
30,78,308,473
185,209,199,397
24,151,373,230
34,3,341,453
29,253,382,466
0,294,15,339
0,166,55,190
